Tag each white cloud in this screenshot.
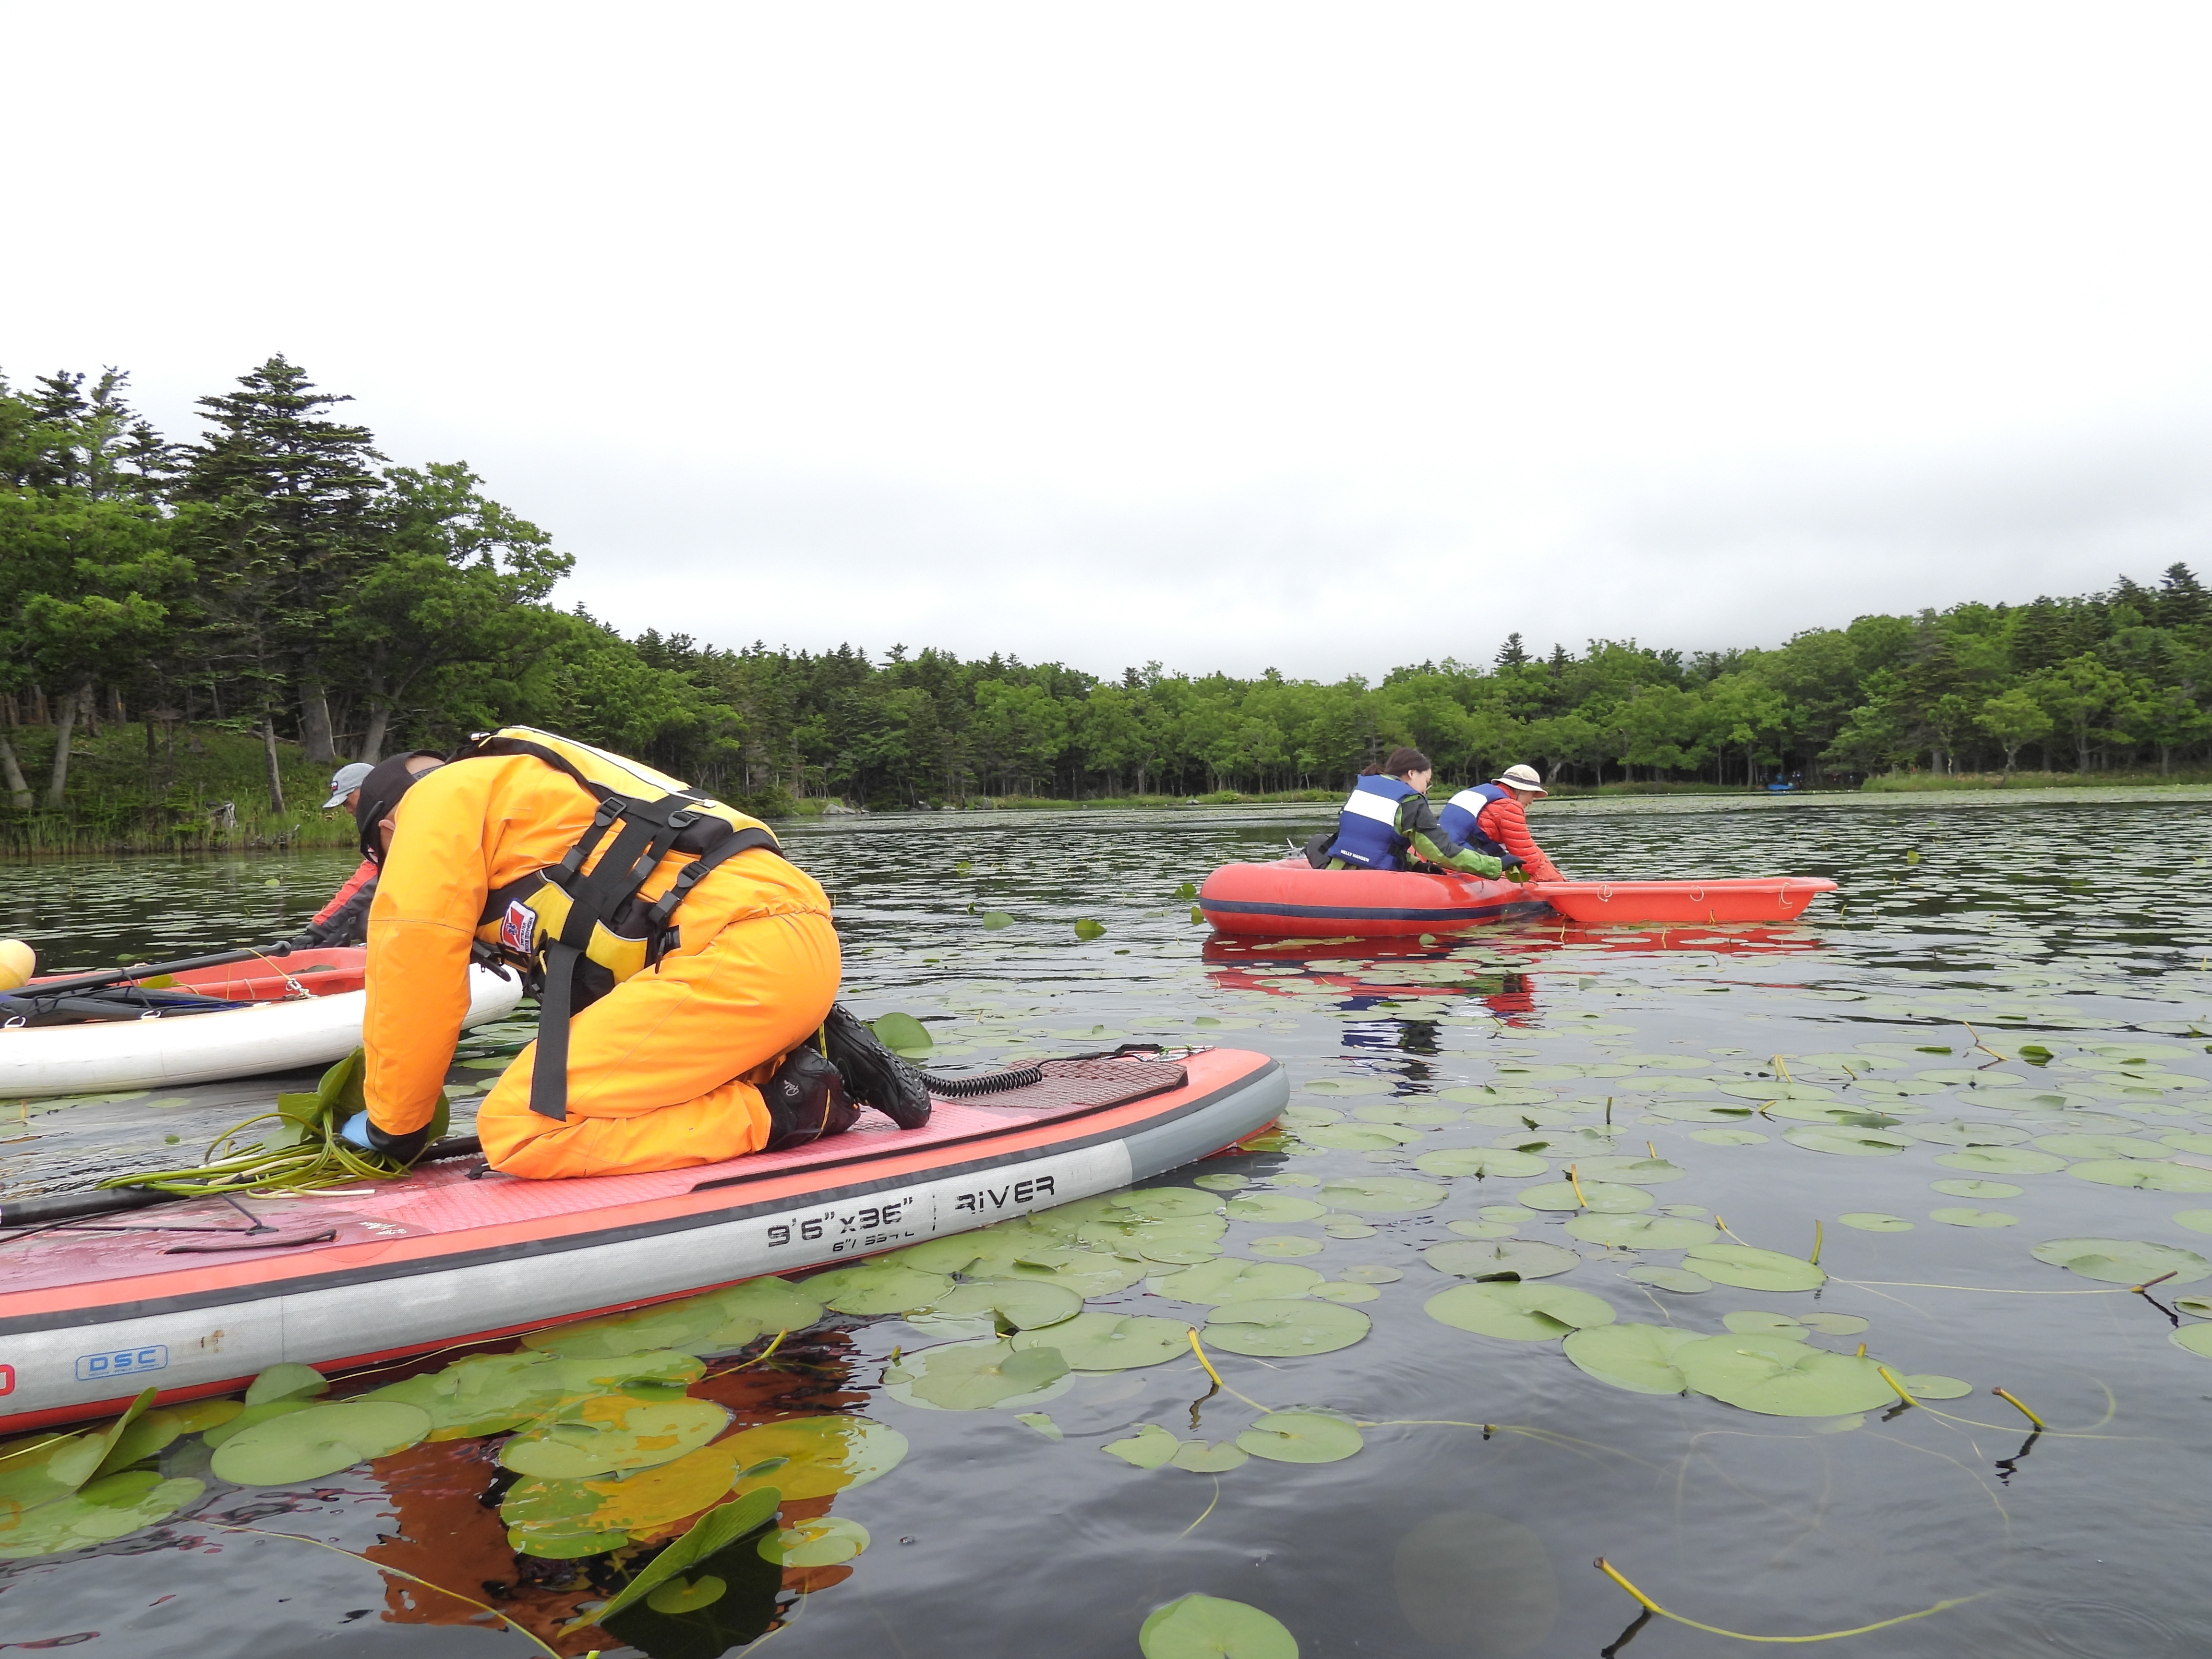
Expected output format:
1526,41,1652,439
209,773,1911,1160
9,2,2212,679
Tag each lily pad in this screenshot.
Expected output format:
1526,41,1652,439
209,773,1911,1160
762,1514,870,1568
1930,1179,2024,1199
578,1490,781,1621
1139,1594,1299,1659
2032,1237,2212,1285
2032,1132,2164,1160
1010,1312,1190,1370
1422,1238,1581,1280
2172,1210,2212,1234
1302,1078,1390,1096
2171,1325,2212,1359
1674,1334,1895,1417
910,1280,1083,1334
1236,1412,1363,1464
1113,1188,1229,1219
804,1262,954,1316
1412,1147,1550,1179
1897,1374,1973,1399
1194,1173,1250,1191
722,1415,906,1500
2070,1160,2212,1192
1170,1439,1250,1473
1623,1265,1712,1293
1571,1155,1688,1185
872,1011,934,1058
1339,1265,1402,1284
1783,1126,1912,1156
1565,1213,1713,1249
1935,1147,2067,1175
1080,1215,1230,1265
1723,1311,1806,1336
1425,1283,1616,1341
1562,1322,1700,1393
1247,1235,1324,1258
1444,1220,1517,1240
1316,1176,1447,1214
211,1401,433,1486
974,1250,1150,1298
1516,1181,1653,1214
1906,1121,2030,1147
243,1363,329,1407
1203,1298,1371,1357
1310,1282,1377,1302
1322,1219,1379,1239
500,1396,732,1479
0,1473,206,1560
887,1339,1073,1410
1224,1193,1329,1223
1689,1129,1770,1146
1931,1207,2018,1228
1682,1244,1825,1292
1153,1259,1325,1304
1358,1103,1466,1127
1104,1425,1179,1467
1800,1312,1871,1335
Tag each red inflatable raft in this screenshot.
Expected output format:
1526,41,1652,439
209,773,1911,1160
1197,857,1836,938
0,1048,1285,1431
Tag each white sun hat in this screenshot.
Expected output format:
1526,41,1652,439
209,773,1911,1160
1492,765,1546,795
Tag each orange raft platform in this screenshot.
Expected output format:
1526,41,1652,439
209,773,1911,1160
1197,856,1551,938
0,1048,1285,1431
1197,857,1837,938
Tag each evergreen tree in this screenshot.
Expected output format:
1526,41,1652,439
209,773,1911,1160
175,356,386,769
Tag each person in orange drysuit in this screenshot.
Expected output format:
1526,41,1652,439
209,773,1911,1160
1436,764,1564,883
336,732,925,1179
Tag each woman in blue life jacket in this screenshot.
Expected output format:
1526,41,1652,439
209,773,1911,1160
1314,747,1504,876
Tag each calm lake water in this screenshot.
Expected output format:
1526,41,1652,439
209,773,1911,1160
4,789,2212,1658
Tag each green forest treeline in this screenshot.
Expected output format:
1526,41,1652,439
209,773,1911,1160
4,356,2210,849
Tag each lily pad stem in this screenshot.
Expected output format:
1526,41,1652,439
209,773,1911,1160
1991,1387,2048,1430
1808,1221,1823,1267
1592,1557,1987,1642
203,1523,566,1659
1875,1366,1919,1407
1184,1328,1272,1413
1567,1165,1589,1209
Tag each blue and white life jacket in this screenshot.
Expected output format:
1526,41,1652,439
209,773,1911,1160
1324,775,1420,870
1438,783,1519,866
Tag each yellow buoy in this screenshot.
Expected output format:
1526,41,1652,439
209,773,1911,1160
0,938,35,992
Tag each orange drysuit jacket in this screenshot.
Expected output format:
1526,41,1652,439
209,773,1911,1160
361,753,840,1178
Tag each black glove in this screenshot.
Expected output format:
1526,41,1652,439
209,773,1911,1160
821,1004,933,1129
338,1111,431,1165
762,1046,861,1151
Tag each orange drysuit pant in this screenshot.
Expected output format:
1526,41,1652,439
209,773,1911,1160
476,907,841,1179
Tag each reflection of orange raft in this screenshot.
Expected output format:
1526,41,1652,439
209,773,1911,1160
1198,857,1837,938
0,1047,1284,1432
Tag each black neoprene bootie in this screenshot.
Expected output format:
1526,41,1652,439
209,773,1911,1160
763,1046,860,1151
821,1004,933,1130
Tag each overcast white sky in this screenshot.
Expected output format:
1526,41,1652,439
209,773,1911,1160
9,4,2212,680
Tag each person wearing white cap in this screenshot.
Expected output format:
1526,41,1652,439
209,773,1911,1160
1437,764,1563,883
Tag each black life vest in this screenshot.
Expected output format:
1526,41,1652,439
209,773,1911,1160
454,727,783,1122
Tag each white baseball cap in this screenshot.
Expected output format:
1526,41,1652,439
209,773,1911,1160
322,761,374,809
1493,765,1546,794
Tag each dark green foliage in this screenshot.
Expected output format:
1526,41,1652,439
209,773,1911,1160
4,356,2211,849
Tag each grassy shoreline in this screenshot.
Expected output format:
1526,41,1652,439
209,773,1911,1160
8,733,2210,856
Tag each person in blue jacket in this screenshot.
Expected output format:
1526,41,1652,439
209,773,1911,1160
1315,747,1504,875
